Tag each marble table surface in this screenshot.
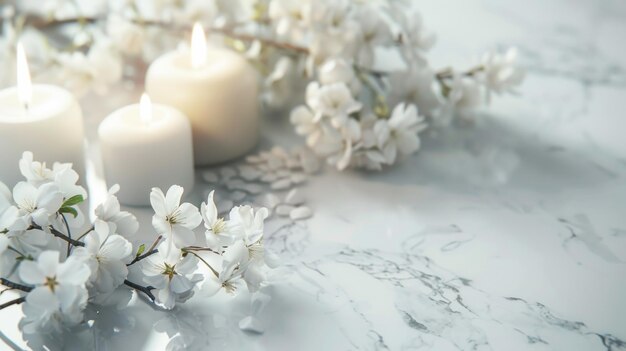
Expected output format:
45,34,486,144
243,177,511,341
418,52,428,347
2,0,626,349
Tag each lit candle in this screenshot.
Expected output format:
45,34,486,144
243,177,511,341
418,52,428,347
145,23,260,166
98,93,195,206
0,43,85,186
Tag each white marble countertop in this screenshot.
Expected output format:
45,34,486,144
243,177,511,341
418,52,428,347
2,0,626,350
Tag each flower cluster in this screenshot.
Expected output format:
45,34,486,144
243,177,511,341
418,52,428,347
0,0,524,170
0,152,274,333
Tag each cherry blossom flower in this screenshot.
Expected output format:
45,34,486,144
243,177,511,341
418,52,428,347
204,240,249,296
94,185,139,238
229,205,269,260
318,59,361,94
290,105,324,147
201,190,236,249
150,185,202,248
73,223,133,295
394,8,435,62
18,251,91,334
140,244,203,309
352,6,392,67
306,82,362,128
479,47,525,96
374,103,427,165
106,14,145,56
269,0,312,40
18,152,86,200
12,182,63,226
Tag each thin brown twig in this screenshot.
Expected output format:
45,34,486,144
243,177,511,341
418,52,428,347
123,279,155,302
435,65,484,80
30,223,84,247
0,278,32,293
127,235,162,266
24,15,310,54
183,250,219,278
0,297,26,310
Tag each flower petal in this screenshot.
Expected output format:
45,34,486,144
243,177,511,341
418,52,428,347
165,185,184,214
19,260,45,285
149,188,167,217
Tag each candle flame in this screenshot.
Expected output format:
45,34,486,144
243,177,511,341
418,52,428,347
191,22,207,69
140,93,152,124
16,42,32,110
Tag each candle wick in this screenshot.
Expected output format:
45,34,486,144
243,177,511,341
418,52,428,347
23,103,29,115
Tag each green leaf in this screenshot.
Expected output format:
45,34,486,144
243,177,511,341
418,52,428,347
135,244,146,257
62,195,84,207
59,206,78,218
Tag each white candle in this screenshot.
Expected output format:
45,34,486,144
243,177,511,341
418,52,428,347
145,23,259,166
0,43,85,186
98,94,195,206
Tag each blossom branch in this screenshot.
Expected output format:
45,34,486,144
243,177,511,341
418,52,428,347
182,246,222,255
29,223,85,247
75,225,95,242
183,250,220,278
0,278,33,293
60,214,72,256
123,279,155,302
0,297,26,310
435,65,485,81
24,15,310,55
127,235,162,266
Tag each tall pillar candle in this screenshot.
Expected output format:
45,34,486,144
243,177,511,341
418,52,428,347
0,44,84,187
145,23,259,166
98,94,195,206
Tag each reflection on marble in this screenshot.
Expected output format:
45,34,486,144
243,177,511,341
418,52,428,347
2,0,626,349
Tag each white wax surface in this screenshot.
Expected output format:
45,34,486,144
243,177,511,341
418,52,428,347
145,47,259,166
0,84,85,187
98,103,194,206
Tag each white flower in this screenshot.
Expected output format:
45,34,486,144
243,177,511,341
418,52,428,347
18,152,87,200
311,121,360,170
151,185,202,248
3,223,49,257
18,251,91,334
269,0,312,40
388,66,440,118
13,182,63,226
18,151,53,185
94,185,138,238
290,105,323,147
204,240,249,296
352,5,392,66
394,8,435,62
350,115,388,171
310,0,357,38
54,39,123,96
440,75,483,123
374,103,427,164
140,244,202,309
318,59,361,94
201,190,235,250
73,222,133,295
229,205,268,260
1,186,48,255
479,47,525,96
306,82,362,128
107,14,145,55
